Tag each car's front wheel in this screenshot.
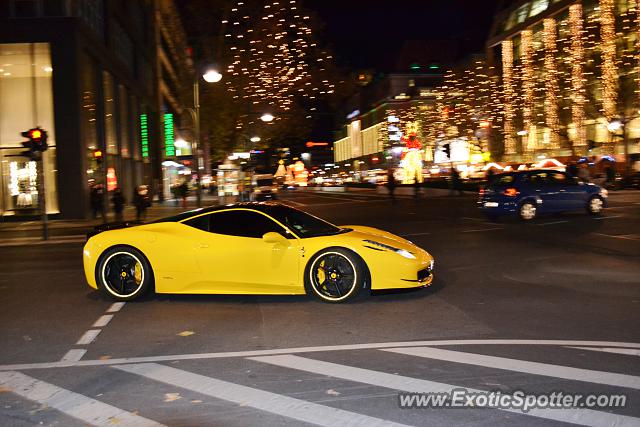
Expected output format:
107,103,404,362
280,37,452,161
519,201,537,221
95,245,153,301
305,248,366,303
587,195,605,215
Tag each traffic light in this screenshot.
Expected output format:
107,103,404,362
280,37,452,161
443,143,451,159
20,127,48,158
93,149,104,163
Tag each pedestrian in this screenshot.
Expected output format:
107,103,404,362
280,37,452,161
179,181,189,209
566,162,578,178
450,168,463,196
605,165,615,185
133,185,150,222
486,167,495,183
413,171,421,200
111,187,126,222
90,183,106,221
386,169,396,205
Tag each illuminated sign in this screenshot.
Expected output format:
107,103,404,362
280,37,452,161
163,113,175,157
140,114,149,158
306,141,329,147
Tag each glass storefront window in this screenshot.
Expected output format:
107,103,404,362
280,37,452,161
103,71,117,155
119,85,131,157
0,42,58,215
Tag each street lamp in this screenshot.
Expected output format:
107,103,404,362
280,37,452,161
260,113,274,122
250,136,261,143
185,67,222,207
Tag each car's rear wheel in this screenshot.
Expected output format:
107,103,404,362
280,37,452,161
519,201,537,221
587,195,604,215
96,245,153,301
305,248,365,303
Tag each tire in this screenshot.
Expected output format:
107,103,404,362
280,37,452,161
519,201,537,221
304,247,366,303
95,245,153,301
587,195,604,215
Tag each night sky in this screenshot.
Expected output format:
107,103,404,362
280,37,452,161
306,0,502,71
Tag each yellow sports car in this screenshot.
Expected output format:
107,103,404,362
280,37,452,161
83,202,434,303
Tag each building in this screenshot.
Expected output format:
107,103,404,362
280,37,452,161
331,71,443,183
487,0,640,166
0,0,193,219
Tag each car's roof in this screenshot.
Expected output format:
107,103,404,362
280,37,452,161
155,202,287,223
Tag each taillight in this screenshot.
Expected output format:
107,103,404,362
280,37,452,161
503,187,519,197
479,188,485,196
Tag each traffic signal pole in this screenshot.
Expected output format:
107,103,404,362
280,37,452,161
37,152,48,240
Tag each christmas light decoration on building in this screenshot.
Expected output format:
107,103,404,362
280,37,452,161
521,30,536,153
543,18,560,149
502,40,516,155
570,3,587,149
600,0,618,121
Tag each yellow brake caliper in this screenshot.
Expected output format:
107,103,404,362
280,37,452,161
317,260,326,288
133,262,142,284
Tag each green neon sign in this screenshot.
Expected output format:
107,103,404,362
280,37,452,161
140,114,149,158
163,113,175,157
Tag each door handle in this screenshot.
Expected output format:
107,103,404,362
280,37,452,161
198,243,209,249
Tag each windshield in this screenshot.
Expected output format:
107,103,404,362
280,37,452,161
267,205,346,238
256,179,274,187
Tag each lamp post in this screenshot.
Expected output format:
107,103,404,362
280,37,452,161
185,68,222,207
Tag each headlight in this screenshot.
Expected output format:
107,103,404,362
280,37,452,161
363,239,416,259
600,188,608,198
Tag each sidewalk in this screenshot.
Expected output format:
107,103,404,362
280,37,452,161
0,194,228,233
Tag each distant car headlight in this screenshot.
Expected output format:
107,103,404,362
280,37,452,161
429,258,435,270
363,239,416,259
600,188,608,198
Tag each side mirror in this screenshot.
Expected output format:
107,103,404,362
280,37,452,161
262,232,288,244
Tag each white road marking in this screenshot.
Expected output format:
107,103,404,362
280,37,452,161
281,199,306,207
92,315,114,328
593,215,623,220
106,302,126,313
399,232,431,237
76,329,101,345
461,227,503,233
567,346,640,356
594,233,640,241
536,220,569,226
0,371,165,427
249,355,640,427
382,346,640,389
2,340,640,371
115,363,408,427
60,349,87,363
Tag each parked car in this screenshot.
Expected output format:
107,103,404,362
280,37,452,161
478,169,608,220
251,174,278,200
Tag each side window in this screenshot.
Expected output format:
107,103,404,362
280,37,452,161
549,172,567,185
210,210,286,238
527,172,549,185
182,214,210,232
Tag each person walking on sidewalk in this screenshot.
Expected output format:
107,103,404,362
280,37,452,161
179,181,189,209
111,187,126,222
133,184,150,222
90,183,106,221
450,168,463,196
386,169,397,205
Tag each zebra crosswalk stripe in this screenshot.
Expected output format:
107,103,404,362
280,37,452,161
383,346,640,389
114,362,410,427
0,371,165,427
249,354,640,427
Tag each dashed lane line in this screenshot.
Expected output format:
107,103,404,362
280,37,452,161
106,302,126,313
75,329,101,346
0,371,166,427
92,314,114,328
59,349,87,363
461,227,504,233
116,363,409,427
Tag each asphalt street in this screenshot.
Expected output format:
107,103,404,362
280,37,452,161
0,189,639,426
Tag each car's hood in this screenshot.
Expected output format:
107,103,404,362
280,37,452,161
340,225,417,250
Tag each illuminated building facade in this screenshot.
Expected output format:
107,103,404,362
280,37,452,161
0,0,192,219
487,0,640,164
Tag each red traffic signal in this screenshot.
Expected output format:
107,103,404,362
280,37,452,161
21,127,48,153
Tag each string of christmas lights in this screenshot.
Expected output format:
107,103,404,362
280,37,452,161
544,18,560,149
570,3,587,148
502,40,516,155
600,0,618,121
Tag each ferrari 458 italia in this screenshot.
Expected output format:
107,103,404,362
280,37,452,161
83,203,434,303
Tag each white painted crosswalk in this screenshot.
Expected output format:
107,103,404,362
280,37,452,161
1,346,639,426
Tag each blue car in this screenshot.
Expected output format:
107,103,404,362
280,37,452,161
478,169,608,220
